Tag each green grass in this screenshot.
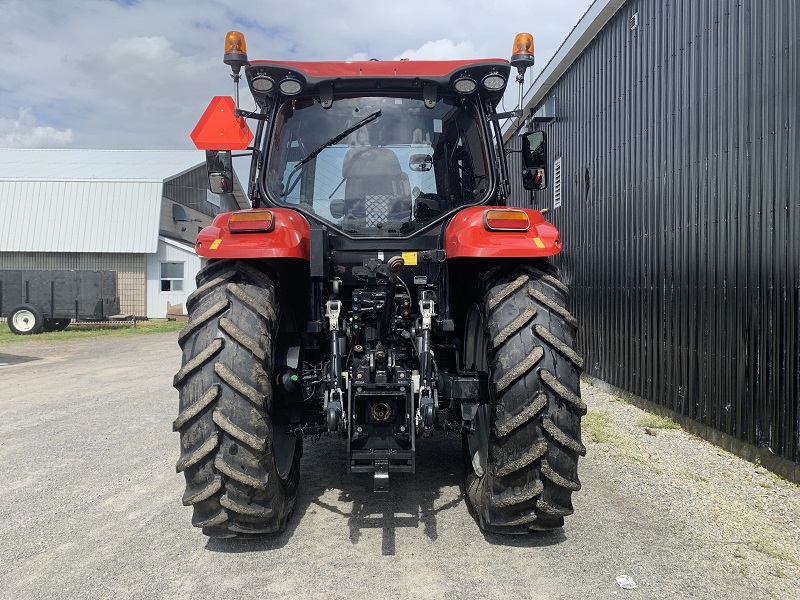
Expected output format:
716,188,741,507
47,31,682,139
636,413,681,430
0,320,185,344
583,410,618,444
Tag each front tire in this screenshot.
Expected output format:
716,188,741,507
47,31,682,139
8,304,44,335
463,261,585,533
173,259,301,537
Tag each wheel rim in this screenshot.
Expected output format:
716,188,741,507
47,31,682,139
463,304,489,478
12,310,37,333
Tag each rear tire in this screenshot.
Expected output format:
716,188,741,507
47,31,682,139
463,261,585,533
173,259,301,537
8,304,44,335
43,318,70,332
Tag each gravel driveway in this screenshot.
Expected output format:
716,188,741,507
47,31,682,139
0,332,797,599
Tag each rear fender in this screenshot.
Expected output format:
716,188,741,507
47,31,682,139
195,208,310,259
445,206,562,258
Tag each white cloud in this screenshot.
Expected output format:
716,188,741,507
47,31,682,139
345,52,372,62
0,108,73,148
393,39,480,61
0,0,593,149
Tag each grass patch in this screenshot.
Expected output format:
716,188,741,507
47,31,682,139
0,320,185,344
583,410,619,444
636,413,680,430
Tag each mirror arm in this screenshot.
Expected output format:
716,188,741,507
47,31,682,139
235,109,271,121
489,108,524,122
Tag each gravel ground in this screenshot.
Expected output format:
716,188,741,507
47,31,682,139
0,332,797,600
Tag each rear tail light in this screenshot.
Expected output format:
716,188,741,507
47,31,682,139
484,209,530,231
228,210,275,232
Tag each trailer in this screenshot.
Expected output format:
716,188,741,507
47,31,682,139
0,270,120,335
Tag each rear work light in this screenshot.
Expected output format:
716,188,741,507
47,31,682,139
453,76,477,94
482,73,506,91
251,75,275,93
228,210,275,232
484,209,530,231
279,78,303,95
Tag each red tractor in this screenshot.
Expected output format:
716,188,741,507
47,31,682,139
174,31,584,537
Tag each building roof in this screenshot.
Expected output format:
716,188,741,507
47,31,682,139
502,0,627,139
0,149,208,253
0,148,204,181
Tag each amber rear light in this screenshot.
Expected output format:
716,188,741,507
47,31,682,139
484,209,530,231
228,210,275,232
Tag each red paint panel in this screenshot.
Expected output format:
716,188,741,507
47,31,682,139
195,208,310,259
249,59,508,78
445,207,562,258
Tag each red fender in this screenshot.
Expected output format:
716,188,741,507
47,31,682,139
195,208,310,259
445,207,562,258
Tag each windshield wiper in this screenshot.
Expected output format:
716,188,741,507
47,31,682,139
280,109,382,196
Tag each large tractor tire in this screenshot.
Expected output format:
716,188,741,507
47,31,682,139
463,261,585,534
173,259,301,537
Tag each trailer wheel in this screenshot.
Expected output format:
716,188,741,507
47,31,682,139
43,318,71,332
173,259,302,537
8,304,45,335
463,261,585,533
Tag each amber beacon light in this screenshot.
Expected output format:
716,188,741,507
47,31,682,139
224,31,248,72
510,33,535,70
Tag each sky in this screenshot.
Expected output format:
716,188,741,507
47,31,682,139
0,0,594,150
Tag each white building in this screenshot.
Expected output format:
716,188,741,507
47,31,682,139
0,149,248,318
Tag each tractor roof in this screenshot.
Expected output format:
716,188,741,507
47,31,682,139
249,58,508,78
245,58,512,105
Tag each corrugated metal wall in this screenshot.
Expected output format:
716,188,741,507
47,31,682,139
0,253,147,316
0,181,161,253
519,0,799,464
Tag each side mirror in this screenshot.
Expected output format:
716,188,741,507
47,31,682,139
409,154,433,172
521,131,547,190
205,150,234,194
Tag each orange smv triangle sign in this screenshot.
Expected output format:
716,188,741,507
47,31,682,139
190,96,254,150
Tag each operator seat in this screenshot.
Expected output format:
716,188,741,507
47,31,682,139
342,146,412,230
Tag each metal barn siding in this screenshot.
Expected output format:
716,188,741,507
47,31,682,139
527,0,799,467
0,180,161,253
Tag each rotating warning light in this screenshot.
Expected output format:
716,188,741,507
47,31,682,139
224,31,248,71
510,33,535,70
